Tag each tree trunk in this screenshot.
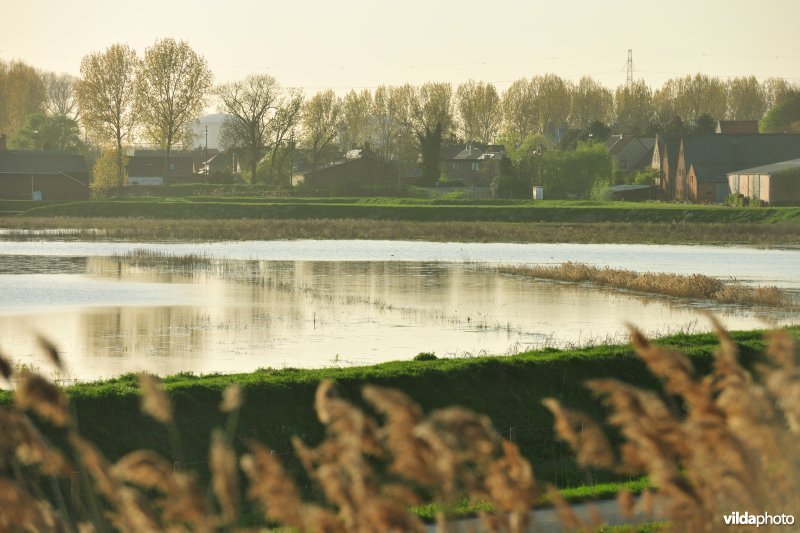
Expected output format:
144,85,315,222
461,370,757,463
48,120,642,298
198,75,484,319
418,122,443,187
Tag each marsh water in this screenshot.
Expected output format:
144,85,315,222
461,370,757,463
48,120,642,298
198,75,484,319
0,240,798,382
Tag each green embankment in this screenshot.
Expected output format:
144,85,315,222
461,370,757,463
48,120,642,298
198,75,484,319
3,329,789,489
16,198,800,224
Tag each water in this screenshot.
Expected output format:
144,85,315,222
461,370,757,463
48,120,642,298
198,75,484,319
0,240,797,382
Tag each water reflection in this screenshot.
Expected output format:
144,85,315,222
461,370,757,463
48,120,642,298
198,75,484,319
0,255,794,382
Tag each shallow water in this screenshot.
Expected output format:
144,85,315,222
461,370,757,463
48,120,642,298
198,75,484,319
2,239,799,287
0,240,797,382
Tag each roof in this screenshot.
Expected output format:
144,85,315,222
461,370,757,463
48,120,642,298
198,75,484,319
726,158,800,176
0,150,89,175
716,120,759,134
682,134,800,183
127,154,195,178
608,184,651,192
453,147,484,160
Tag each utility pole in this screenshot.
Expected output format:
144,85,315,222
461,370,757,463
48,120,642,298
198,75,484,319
626,49,634,89
204,125,208,184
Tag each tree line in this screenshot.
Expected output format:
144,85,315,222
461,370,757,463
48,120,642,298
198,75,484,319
1,40,799,191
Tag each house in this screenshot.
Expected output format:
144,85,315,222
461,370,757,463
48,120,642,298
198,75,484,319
651,135,681,199
296,147,398,192
727,158,800,205
442,143,506,185
0,150,90,200
675,134,800,203
126,150,196,186
606,135,655,177
716,120,759,134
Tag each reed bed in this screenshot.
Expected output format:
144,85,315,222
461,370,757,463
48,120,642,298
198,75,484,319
0,325,798,531
545,319,800,532
499,261,790,308
3,216,800,245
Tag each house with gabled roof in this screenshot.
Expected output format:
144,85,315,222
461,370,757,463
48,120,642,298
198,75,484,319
296,146,398,192
652,134,681,199
441,143,507,186
0,150,90,200
675,134,800,203
606,135,655,178
126,150,196,186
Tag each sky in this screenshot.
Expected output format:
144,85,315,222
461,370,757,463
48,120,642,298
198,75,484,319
3,0,800,96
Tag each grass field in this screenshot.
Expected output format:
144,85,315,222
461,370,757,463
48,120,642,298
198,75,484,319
10,197,800,224
2,216,800,246
2,328,789,492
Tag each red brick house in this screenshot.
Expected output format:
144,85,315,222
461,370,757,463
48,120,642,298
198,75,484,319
675,134,800,203
296,147,398,192
0,150,90,200
126,150,196,186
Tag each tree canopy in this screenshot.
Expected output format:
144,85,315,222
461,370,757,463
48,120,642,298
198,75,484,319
136,38,213,165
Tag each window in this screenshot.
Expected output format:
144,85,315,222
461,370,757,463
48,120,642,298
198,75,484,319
753,175,760,199
169,163,176,171
472,162,479,171
619,159,627,169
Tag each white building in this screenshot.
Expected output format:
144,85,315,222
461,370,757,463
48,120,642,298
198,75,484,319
190,114,230,151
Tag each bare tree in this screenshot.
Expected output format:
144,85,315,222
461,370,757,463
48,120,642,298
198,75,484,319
501,78,539,141
339,89,373,151
264,89,303,185
42,72,79,121
137,38,212,176
76,44,139,185
217,74,281,183
398,82,453,185
373,85,409,160
569,76,612,130
302,90,341,172
456,80,501,144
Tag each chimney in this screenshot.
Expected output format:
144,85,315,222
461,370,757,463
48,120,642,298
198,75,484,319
0,133,6,151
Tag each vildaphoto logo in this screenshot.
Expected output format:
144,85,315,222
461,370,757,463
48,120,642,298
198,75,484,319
723,511,795,527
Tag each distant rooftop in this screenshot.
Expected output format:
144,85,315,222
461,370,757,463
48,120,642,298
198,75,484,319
727,158,800,176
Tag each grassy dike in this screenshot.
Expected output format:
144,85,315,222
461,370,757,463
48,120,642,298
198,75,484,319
15,197,800,224
2,328,791,490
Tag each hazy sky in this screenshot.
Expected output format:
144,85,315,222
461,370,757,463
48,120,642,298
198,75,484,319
4,0,800,95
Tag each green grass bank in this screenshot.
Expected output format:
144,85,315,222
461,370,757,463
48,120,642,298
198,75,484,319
16,198,800,224
3,328,793,491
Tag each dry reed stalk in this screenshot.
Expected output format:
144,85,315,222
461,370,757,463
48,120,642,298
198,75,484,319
219,383,243,413
362,385,439,485
0,478,65,531
545,485,586,531
240,441,305,528
541,399,615,470
35,335,63,371
136,372,173,424
0,409,72,476
617,488,634,518
14,371,70,427
161,470,213,533
548,322,800,532
0,350,12,382
413,407,501,501
209,429,239,524
71,435,164,533
479,440,540,533
500,261,787,308
111,450,173,493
